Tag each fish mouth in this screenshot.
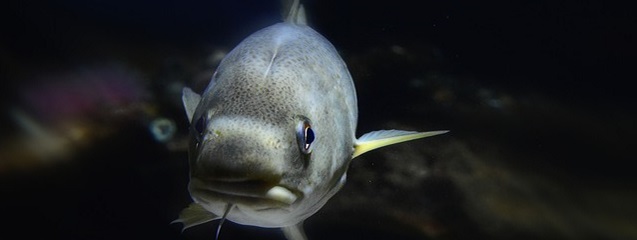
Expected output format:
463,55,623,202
190,178,302,209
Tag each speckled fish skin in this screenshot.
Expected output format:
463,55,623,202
177,2,448,239
186,14,357,227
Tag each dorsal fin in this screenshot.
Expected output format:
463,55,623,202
284,0,307,25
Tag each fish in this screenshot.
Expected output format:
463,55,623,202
173,1,448,239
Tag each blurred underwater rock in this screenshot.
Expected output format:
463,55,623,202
0,65,186,173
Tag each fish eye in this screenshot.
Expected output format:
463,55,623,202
194,116,206,135
296,118,314,155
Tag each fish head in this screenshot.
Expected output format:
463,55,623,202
184,88,349,227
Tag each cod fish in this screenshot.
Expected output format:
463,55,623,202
174,1,447,239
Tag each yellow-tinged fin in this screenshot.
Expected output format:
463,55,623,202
353,130,449,158
171,203,220,231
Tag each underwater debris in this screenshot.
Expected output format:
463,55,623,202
149,117,177,143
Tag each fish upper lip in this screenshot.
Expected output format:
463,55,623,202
191,178,302,205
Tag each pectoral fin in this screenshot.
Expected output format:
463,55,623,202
353,130,448,158
172,202,220,231
282,222,308,240
182,87,201,122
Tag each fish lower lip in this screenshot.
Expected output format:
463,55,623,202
264,186,297,204
191,179,300,205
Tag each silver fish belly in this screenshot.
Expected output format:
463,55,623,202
176,2,447,240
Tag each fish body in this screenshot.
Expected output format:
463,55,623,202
176,2,447,239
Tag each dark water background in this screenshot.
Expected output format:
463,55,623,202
1,0,635,239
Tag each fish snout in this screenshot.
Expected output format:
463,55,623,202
192,131,286,182
189,127,303,206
